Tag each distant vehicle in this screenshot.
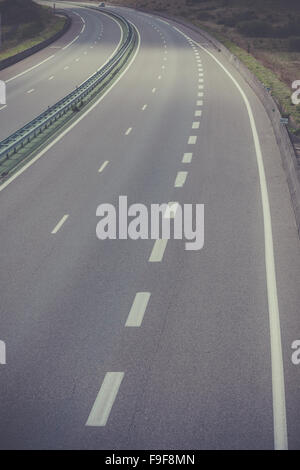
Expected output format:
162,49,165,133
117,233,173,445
99,2,105,6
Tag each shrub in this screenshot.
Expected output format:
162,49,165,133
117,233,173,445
288,36,300,51
237,20,274,37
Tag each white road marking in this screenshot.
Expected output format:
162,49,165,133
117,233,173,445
27,88,34,94
86,372,124,427
163,57,167,61
84,51,87,55
125,292,151,327
62,34,80,51
48,76,54,81
0,105,7,111
174,171,188,187
152,88,156,93
162,65,166,69
158,75,162,80
81,24,86,34
195,110,202,117
98,160,109,173
75,58,80,62
142,104,148,111
0,21,141,194
149,239,168,262
182,152,193,163
164,202,179,219
192,121,200,129
125,127,132,135
5,55,55,83
90,45,94,49
198,92,204,97
199,85,204,89
197,100,203,106
199,73,204,77
199,79,204,83
174,24,288,451
51,214,69,234
64,66,69,70
188,136,197,144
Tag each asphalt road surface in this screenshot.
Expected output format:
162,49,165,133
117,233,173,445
0,2,300,450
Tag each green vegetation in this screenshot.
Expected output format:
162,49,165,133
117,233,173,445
0,0,67,61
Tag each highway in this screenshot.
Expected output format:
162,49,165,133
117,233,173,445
0,2,300,450
0,4,122,140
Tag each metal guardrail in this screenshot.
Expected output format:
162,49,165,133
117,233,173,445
0,9,136,165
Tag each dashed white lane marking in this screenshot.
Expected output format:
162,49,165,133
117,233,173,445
0,105,7,111
163,57,167,61
164,202,179,219
182,153,193,163
86,372,124,427
64,66,69,70
152,88,156,93
62,35,79,51
174,25,288,451
199,79,204,83
27,88,34,94
188,136,197,145
149,239,168,262
198,92,203,97
48,76,54,81
174,171,188,187
84,51,87,55
192,121,200,129
199,73,204,77
162,65,166,69
125,292,151,327
142,104,148,111
158,75,162,80
199,85,204,90
75,58,80,62
125,127,132,135
98,160,109,173
5,54,55,83
51,214,69,234
197,100,203,106
195,110,202,117
90,45,94,49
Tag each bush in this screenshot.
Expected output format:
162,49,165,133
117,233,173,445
237,20,274,37
197,11,214,21
0,0,43,26
288,36,300,51
21,22,44,39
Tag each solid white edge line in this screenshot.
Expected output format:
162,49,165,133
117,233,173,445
5,55,55,83
62,34,80,51
173,24,288,451
0,24,141,193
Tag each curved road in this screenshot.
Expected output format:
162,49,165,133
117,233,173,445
0,4,123,140
0,2,299,450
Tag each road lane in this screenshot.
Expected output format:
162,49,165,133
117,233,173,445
0,5,122,141
0,5,299,450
